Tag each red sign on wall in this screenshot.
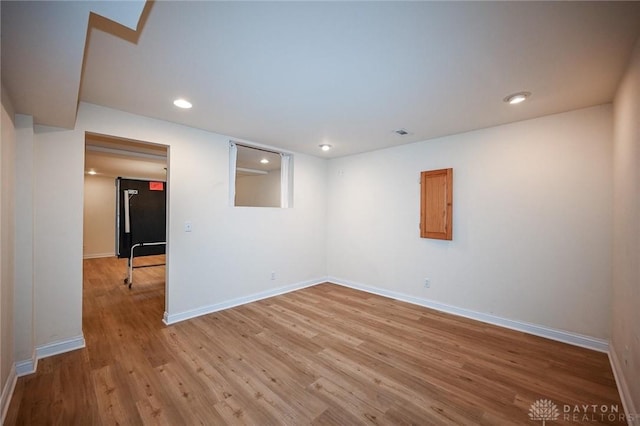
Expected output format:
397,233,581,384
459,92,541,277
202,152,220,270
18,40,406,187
149,181,164,191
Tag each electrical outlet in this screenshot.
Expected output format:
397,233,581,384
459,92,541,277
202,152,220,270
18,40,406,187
424,278,431,288
271,271,276,280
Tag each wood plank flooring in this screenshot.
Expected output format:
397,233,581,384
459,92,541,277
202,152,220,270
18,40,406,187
5,256,624,425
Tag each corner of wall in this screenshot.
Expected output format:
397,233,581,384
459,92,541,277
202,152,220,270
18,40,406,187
609,346,638,424
611,34,640,422
0,95,17,425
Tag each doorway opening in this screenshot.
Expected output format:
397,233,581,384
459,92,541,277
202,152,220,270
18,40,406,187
83,133,169,322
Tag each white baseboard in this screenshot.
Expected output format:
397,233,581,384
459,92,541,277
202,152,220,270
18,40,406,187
15,354,36,377
609,345,638,426
35,335,86,359
83,252,115,259
15,335,85,378
328,277,609,353
163,277,327,325
1,365,17,424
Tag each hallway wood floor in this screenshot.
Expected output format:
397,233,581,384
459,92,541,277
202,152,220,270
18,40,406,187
5,256,624,425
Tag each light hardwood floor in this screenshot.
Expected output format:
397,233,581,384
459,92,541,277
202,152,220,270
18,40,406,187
5,256,624,425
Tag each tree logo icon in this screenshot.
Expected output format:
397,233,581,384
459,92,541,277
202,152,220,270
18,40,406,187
529,399,559,425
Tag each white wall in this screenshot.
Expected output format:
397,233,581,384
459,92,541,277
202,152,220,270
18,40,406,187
1,90,16,419
24,102,327,350
83,175,116,258
612,38,640,417
33,126,85,346
327,105,613,340
13,115,35,365
236,170,281,207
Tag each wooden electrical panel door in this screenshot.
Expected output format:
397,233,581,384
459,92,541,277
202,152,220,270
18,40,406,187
420,168,453,240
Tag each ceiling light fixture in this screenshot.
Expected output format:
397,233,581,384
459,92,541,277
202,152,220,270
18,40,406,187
87,169,97,175
503,91,531,105
260,158,269,164
394,128,410,136
173,98,192,109
319,144,332,152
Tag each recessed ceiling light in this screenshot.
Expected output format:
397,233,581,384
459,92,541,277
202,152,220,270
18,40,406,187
260,158,269,164
173,98,192,109
503,92,531,105
87,169,97,175
319,144,332,152
394,128,410,136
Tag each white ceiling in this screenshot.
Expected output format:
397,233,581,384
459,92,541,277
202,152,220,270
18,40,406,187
85,134,167,181
0,0,146,128
236,145,282,173
3,1,640,158
85,151,167,182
